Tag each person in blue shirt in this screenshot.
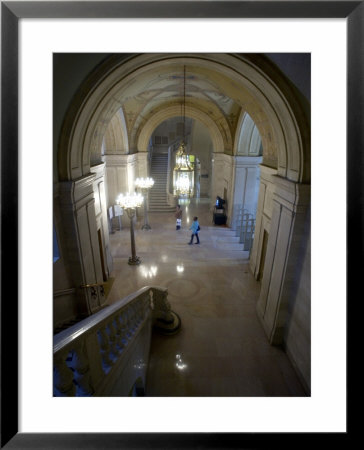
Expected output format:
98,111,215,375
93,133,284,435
188,216,200,244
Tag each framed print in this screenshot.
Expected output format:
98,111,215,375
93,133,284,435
1,1,359,448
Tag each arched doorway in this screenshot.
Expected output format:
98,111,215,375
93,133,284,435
55,53,310,372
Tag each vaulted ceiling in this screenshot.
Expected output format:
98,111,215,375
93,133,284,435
118,63,242,138
57,53,310,183
104,60,261,155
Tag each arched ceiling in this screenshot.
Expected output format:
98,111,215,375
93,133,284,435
106,62,245,153
59,54,310,183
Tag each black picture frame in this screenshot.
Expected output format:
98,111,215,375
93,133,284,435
1,1,358,448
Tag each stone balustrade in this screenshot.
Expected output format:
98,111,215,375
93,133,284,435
53,286,179,397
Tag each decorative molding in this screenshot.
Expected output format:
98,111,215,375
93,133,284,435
234,155,263,167
103,154,138,167
90,162,106,179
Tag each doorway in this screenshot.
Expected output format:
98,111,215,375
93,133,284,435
258,229,269,281
98,229,108,282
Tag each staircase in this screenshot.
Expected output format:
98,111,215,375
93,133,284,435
208,226,247,252
53,286,181,397
149,153,174,212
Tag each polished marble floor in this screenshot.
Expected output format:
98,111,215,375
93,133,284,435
106,198,306,397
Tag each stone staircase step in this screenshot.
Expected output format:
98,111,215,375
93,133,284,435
206,226,235,234
215,242,245,251
149,154,172,210
215,236,241,243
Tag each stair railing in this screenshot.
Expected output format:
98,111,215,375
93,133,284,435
54,286,180,397
236,206,256,252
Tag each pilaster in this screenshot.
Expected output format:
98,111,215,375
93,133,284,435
255,175,310,345
58,174,105,315
103,154,139,207
91,163,113,277
211,152,233,215
249,165,277,277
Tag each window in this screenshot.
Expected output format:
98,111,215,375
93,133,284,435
154,136,168,145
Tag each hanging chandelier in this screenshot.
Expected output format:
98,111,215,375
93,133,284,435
173,66,194,197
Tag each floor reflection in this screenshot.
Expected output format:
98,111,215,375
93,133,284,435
107,197,306,397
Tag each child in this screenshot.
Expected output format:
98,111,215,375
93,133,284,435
175,205,182,230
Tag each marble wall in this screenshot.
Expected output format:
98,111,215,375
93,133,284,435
54,154,150,329
190,120,213,197
284,215,311,393
211,153,234,216
53,174,107,328
250,165,311,391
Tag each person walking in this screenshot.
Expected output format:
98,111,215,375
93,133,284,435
188,216,200,244
175,204,182,230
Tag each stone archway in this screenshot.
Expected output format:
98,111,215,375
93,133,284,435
58,53,310,184
103,108,129,155
56,53,310,357
136,104,226,153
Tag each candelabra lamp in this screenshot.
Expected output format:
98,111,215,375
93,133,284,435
116,192,144,265
135,177,154,230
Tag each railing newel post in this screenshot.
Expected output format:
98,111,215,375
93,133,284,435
54,351,76,397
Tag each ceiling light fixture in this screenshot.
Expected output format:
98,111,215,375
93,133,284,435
173,65,194,198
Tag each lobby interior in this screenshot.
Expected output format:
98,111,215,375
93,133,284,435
53,53,311,398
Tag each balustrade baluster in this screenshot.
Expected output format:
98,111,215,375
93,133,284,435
125,307,133,339
107,320,118,359
131,304,138,331
127,304,135,333
113,314,124,352
54,286,178,396
54,353,76,396
133,302,141,328
134,302,141,326
140,298,145,320
149,289,155,311
73,341,94,395
117,313,127,347
97,326,113,371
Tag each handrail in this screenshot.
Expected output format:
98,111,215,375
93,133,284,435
53,285,180,397
236,205,256,251
54,286,152,352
